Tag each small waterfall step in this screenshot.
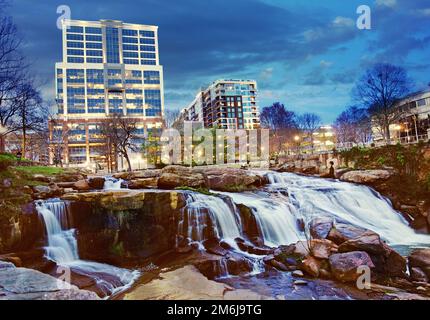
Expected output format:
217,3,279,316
36,199,139,297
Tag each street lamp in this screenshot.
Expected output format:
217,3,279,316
294,135,300,156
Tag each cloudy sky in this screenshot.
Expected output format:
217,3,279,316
5,0,430,123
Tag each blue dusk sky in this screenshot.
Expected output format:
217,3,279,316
5,0,430,123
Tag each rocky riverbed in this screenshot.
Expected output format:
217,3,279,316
1,165,430,300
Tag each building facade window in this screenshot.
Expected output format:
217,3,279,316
105,27,120,63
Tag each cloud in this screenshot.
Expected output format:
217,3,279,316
4,0,430,123
376,0,397,8
332,16,355,27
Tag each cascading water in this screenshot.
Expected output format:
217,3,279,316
103,177,123,190
220,191,305,248
179,192,243,249
36,201,79,263
258,171,430,246
36,200,139,297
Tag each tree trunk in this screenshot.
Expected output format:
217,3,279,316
0,135,5,153
385,125,391,145
124,151,132,172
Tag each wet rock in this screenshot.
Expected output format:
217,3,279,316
335,168,353,179
310,239,338,259
203,239,228,256
226,253,253,275
128,177,159,189
219,241,233,251
128,170,161,180
73,180,90,191
88,177,105,190
270,259,289,271
310,217,334,239
409,249,430,279
294,280,307,286
338,232,386,255
158,166,206,189
236,204,260,239
410,215,429,233
263,254,275,264
273,163,295,173
339,170,393,184
329,251,375,282
0,261,99,300
292,270,304,277
201,167,268,192
410,267,429,283
112,172,129,180
176,246,192,254
300,256,321,277
327,223,369,244
247,245,272,256
301,166,318,175
56,182,76,188
0,255,22,267
338,232,406,277
250,236,265,247
296,218,305,232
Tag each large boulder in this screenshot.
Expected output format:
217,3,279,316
338,232,407,277
158,166,206,189
300,256,322,277
310,239,338,259
339,170,393,184
338,231,386,255
201,167,267,192
88,177,105,190
0,261,99,300
32,184,64,200
329,251,375,282
408,249,430,279
327,223,369,244
310,217,334,239
73,180,90,191
128,177,159,189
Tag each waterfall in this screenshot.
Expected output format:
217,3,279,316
262,172,430,246
36,200,79,263
179,192,242,248
221,191,305,247
104,177,123,190
36,199,139,297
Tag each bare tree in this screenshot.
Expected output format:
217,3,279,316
354,63,412,143
297,113,322,152
164,108,180,128
260,102,298,156
0,5,30,152
101,114,140,172
334,106,372,145
48,116,69,167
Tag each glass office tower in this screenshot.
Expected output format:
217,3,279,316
50,19,164,168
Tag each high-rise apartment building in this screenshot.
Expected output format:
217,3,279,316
50,19,164,167
176,79,260,130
